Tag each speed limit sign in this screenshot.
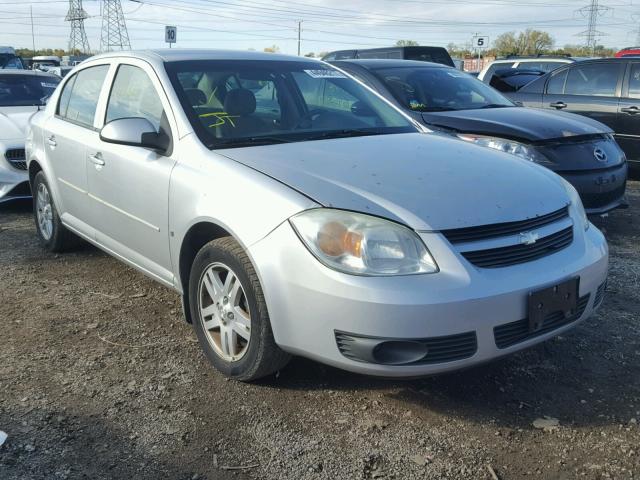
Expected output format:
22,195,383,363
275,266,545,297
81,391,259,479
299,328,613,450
165,26,177,44
473,36,489,49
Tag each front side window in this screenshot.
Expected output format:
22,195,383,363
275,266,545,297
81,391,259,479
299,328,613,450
564,63,622,97
106,64,164,131
373,66,513,112
166,60,415,149
546,69,568,94
627,63,640,99
0,74,59,107
61,65,109,127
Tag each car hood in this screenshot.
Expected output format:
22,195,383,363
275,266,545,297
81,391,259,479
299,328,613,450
421,106,612,142
0,106,39,141
218,133,569,231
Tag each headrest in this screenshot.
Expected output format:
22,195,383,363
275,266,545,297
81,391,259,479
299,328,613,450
224,89,256,116
185,88,207,106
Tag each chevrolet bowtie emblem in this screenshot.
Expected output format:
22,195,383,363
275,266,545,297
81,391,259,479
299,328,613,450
519,231,539,245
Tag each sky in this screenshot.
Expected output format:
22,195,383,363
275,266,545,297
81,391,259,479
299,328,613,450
0,0,639,55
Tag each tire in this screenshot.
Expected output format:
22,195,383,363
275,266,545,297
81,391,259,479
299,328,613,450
32,171,81,252
189,237,290,381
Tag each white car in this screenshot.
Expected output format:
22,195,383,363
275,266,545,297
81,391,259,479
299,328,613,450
27,50,608,381
478,57,577,83
0,70,60,203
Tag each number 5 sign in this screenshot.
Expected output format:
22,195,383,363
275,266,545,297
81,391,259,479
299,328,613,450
165,26,177,44
472,36,489,49
473,36,489,49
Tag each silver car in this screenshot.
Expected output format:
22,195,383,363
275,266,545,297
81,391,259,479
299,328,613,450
27,50,609,381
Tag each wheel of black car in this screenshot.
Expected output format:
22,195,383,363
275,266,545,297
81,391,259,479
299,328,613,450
189,237,290,381
32,171,81,252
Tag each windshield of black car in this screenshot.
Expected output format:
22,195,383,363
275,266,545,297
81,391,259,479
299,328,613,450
165,60,416,148
373,66,514,112
0,74,59,106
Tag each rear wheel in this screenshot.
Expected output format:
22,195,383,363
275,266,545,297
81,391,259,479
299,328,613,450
33,171,81,252
189,237,290,381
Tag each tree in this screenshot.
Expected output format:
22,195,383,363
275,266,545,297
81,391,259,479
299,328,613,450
263,45,280,53
395,40,419,47
492,29,554,56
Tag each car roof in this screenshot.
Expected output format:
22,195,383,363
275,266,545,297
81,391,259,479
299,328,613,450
87,48,320,64
331,59,448,70
0,69,58,78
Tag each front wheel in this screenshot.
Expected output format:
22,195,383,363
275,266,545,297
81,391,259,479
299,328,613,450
189,237,290,381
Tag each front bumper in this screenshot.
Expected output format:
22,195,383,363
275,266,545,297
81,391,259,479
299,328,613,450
558,162,628,215
249,221,608,377
1,144,30,203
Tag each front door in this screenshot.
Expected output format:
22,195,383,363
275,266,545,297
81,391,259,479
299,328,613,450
617,62,640,167
86,61,177,285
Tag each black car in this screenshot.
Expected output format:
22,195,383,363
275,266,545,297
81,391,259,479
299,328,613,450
331,59,628,214
507,58,640,176
322,46,454,68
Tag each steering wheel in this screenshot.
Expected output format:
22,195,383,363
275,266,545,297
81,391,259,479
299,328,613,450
294,109,326,129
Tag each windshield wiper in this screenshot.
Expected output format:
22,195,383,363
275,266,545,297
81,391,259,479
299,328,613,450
301,129,382,141
211,136,293,149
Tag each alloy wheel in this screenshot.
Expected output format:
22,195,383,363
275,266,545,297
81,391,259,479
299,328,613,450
36,183,53,241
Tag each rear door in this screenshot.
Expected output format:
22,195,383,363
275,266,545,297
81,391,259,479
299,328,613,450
617,61,640,164
542,61,623,129
86,60,177,285
44,63,110,235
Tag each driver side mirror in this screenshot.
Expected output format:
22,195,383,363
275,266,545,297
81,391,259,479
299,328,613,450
99,118,170,154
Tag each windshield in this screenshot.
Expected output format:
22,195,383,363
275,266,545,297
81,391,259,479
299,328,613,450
0,74,59,106
165,60,416,149
372,66,514,112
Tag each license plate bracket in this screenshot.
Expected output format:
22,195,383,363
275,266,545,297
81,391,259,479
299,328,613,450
528,278,579,332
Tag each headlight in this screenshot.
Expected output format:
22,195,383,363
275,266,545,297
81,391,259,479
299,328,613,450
290,209,438,276
561,179,589,231
457,134,555,167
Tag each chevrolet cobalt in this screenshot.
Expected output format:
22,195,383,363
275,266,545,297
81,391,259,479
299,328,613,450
27,50,608,380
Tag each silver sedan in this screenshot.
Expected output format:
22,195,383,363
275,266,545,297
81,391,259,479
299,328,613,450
27,50,608,381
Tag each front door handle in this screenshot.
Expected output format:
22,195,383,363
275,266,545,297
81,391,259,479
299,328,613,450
47,135,57,147
550,101,567,109
621,106,639,115
89,152,105,167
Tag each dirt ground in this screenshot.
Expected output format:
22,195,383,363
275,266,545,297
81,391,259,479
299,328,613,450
1,182,639,480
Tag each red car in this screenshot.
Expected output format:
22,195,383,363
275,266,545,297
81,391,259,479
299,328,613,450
615,47,640,58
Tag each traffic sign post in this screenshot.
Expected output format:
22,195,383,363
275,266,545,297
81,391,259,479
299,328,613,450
165,26,177,48
472,35,489,71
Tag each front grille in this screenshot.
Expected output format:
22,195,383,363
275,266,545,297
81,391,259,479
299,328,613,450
594,280,607,307
581,183,626,210
5,148,26,170
461,226,573,268
335,331,477,365
494,294,590,349
441,206,569,244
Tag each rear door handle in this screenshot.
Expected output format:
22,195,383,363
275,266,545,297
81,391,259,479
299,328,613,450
550,101,567,109
47,135,57,147
620,106,639,114
89,152,105,167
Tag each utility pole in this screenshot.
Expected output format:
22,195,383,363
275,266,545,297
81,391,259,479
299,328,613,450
66,0,91,54
100,0,131,52
297,20,302,56
576,0,611,55
30,6,35,53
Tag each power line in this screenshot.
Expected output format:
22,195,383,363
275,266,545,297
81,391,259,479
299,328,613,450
576,0,612,53
100,0,130,51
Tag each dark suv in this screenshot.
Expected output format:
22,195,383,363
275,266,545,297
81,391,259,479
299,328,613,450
508,58,640,175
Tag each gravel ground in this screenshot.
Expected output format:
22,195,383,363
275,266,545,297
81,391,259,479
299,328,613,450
1,182,639,480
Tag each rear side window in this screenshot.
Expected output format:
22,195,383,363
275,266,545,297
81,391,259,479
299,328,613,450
546,69,568,94
628,63,640,99
59,65,110,127
106,64,164,131
564,63,621,97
